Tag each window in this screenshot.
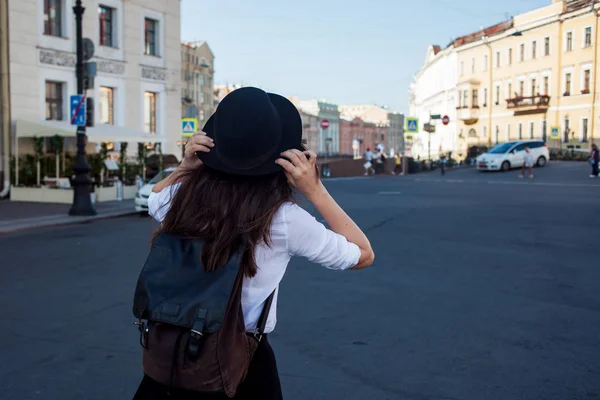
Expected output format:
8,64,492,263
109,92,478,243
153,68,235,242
144,18,159,56
529,122,535,139
483,88,488,106
44,0,62,37
462,90,468,107
585,27,592,48
532,41,537,59
519,81,525,96
460,61,465,76
144,92,157,133
199,110,205,121
542,120,547,142
543,76,549,95
507,124,511,141
495,125,500,144
471,58,475,73
45,81,64,121
508,48,513,65
582,118,589,142
199,92,205,104
566,31,573,52
495,85,500,105
531,78,537,96
508,82,513,98
565,72,572,95
544,37,550,56
520,43,525,61
99,5,115,47
496,51,500,68
583,69,591,92
200,74,205,86
472,89,478,107
518,122,523,140
99,86,114,124
484,54,488,71
483,126,487,137
564,118,570,142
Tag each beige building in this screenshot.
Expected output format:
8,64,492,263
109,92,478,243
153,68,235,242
181,41,215,127
454,0,600,155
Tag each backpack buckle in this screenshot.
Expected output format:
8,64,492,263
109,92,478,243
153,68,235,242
187,329,203,361
133,320,149,349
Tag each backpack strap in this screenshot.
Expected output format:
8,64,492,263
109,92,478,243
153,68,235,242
254,289,276,342
187,308,208,361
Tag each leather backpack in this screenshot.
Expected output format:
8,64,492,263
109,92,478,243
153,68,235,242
132,233,274,397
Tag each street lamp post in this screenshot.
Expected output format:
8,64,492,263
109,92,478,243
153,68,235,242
69,0,96,216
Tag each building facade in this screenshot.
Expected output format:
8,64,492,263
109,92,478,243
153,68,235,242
295,99,341,154
387,112,405,156
408,44,458,159
8,0,181,158
453,0,600,156
181,41,215,126
339,117,387,157
339,104,404,155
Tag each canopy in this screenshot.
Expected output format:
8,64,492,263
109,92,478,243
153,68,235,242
14,119,167,144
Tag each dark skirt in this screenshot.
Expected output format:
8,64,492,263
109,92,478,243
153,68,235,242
133,335,283,400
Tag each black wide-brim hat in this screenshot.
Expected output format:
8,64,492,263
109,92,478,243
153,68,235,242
197,87,303,176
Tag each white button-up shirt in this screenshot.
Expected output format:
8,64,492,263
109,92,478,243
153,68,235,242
148,184,361,333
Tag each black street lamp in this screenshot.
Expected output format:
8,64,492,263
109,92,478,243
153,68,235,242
69,0,96,216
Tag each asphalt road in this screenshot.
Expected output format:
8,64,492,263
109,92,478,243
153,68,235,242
1,162,599,400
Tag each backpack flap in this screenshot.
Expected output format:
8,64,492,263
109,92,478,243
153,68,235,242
133,233,241,333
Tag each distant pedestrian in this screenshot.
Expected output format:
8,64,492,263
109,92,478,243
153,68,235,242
393,153,401,175
590,143,599,178
519,147,534,179
363,148,375,176
373,149,385,175
132,87,374,400
440,155,446,176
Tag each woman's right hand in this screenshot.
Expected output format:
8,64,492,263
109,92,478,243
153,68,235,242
275,149,325,200
180,131,214,171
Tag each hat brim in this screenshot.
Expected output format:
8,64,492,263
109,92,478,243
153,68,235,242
197,93,304,176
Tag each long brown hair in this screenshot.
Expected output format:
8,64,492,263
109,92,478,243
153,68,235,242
153,166,295,277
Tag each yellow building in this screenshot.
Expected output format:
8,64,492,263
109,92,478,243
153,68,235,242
455,0,599,155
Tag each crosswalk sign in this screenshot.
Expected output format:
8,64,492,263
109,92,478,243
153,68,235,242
550,126,559,139
406,117,418,133
182,118,198,137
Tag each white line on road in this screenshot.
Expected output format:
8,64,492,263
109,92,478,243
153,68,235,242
412,177,600,188
378,191,403,195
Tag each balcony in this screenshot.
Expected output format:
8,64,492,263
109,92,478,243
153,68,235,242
506,94,550,115
456,105,480,123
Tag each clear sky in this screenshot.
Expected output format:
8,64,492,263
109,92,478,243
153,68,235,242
181,0,550,113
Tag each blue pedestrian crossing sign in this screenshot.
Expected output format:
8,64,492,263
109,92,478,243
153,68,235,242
70,95,86,126
406,117,419,133
182,118,198,137
550,126,560,139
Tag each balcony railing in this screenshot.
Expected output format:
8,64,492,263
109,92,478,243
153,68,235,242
506,94,550,110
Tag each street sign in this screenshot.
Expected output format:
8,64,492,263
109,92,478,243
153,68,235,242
70,95,86,126
82,38,95,61
430,114,441,120
321,119,330,130
406,117,418,133
405,135,413,140
550,126,560,139
442,115,450,125
424,123,436,133
182,118,198,137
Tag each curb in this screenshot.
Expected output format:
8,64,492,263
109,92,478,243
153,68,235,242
0,209,140,235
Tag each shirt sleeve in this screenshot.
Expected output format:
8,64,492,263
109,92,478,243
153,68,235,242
283,203,361,271
147,183,181,223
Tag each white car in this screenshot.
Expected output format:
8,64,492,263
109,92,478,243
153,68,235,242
134,167,177,213
476,140,550,172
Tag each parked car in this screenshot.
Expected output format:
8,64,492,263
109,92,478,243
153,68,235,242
476,140,549,172
134,167,177,213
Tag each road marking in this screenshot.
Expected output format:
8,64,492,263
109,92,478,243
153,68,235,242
378,191,403,195
411,177,600,188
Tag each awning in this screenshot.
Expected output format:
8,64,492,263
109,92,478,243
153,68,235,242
14,119,166,143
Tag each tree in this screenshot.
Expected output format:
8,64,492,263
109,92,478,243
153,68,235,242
51,135,64,180
157,142,163,171
137,143,147,181
99,142,108,184
33,137,44,186
120,142,128,180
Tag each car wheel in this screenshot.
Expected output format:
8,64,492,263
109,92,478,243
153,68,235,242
536,156,547,168
501,161,511,172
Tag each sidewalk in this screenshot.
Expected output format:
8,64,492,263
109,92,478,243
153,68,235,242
0,199,139,234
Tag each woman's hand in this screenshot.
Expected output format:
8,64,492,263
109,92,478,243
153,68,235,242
180,131,214,171
275,149,325,200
